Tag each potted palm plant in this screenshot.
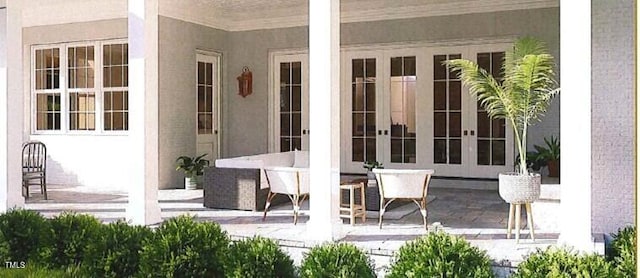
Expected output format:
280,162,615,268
445,37,559,204
176,153,210,190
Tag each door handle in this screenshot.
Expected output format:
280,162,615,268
303,129,309,135
470,130,475,136
384,130,388,135
378,130,382,135
463,130,468,136
214,130,218,135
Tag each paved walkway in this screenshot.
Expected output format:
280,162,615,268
24,183,559,276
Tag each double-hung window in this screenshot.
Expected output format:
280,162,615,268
31,40,128,133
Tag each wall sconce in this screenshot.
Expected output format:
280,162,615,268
237,66,253,98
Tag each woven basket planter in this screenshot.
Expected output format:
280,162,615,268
498,173,541,204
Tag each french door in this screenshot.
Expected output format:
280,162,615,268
342,44,513,178
271,53,309,152
195,52,220,161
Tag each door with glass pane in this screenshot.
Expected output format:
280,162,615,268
343,50,421,172
196,53,220,162
342,52,382,172
385,54,419,167
470,50,513,177
428,47,513,178
274,54,309,152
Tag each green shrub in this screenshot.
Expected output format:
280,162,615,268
226,236,295,278
138,215,230,277
299,242,375,278
83,221,153,277
608,226,636,277
0,264,82,278
42,212,103,269
387,232,493,278
0,209,50,263
512,247,616,278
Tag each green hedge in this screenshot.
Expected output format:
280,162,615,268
1,208,632,277
608,226,636,277
83,220,153,277
0,209,50,263
512,247,616,278
42,212,103,269
138,215,230,277
299,242,376,278
387,232,494,278
227,236,295,278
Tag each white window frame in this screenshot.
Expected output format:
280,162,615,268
30,39,128,135
31,44,65,134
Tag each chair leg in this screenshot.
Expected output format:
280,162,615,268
293,195,300,225
378,198,385,229
23,180,29,199
262,192,275,221
41,177,47,200
420,199,428,230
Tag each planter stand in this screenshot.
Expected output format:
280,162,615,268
499,173,540,243
506,203,535,243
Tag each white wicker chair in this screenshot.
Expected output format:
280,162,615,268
262,167,309,224
373,169,434,229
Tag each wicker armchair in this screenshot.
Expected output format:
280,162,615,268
262,167,309,225
373,169,434,229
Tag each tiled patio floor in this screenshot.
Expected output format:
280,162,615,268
24,182,559,276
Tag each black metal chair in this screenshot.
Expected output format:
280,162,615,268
22,141,47,199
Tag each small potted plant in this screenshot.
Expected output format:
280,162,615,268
363,160,383,187
176,153,210,190
534,136,560,177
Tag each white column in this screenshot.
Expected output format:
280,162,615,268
0,1,26,211
558,0,593,251
306,0,342,241
126,0,161,225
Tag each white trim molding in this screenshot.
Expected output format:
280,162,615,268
341,0,558,24
160,0,558,32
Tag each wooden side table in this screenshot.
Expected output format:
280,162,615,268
339,182,366,225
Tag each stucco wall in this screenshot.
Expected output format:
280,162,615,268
22,19,132,191
225,27,308,158
591,0,635,234
157,16,228,189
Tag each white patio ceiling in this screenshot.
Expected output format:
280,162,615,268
17,0,558,31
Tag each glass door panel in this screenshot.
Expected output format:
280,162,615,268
476,52,506,166
351,58,377,162
433,54,462,165
279,61,303,151
272,53,308,153
389,56,417,163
